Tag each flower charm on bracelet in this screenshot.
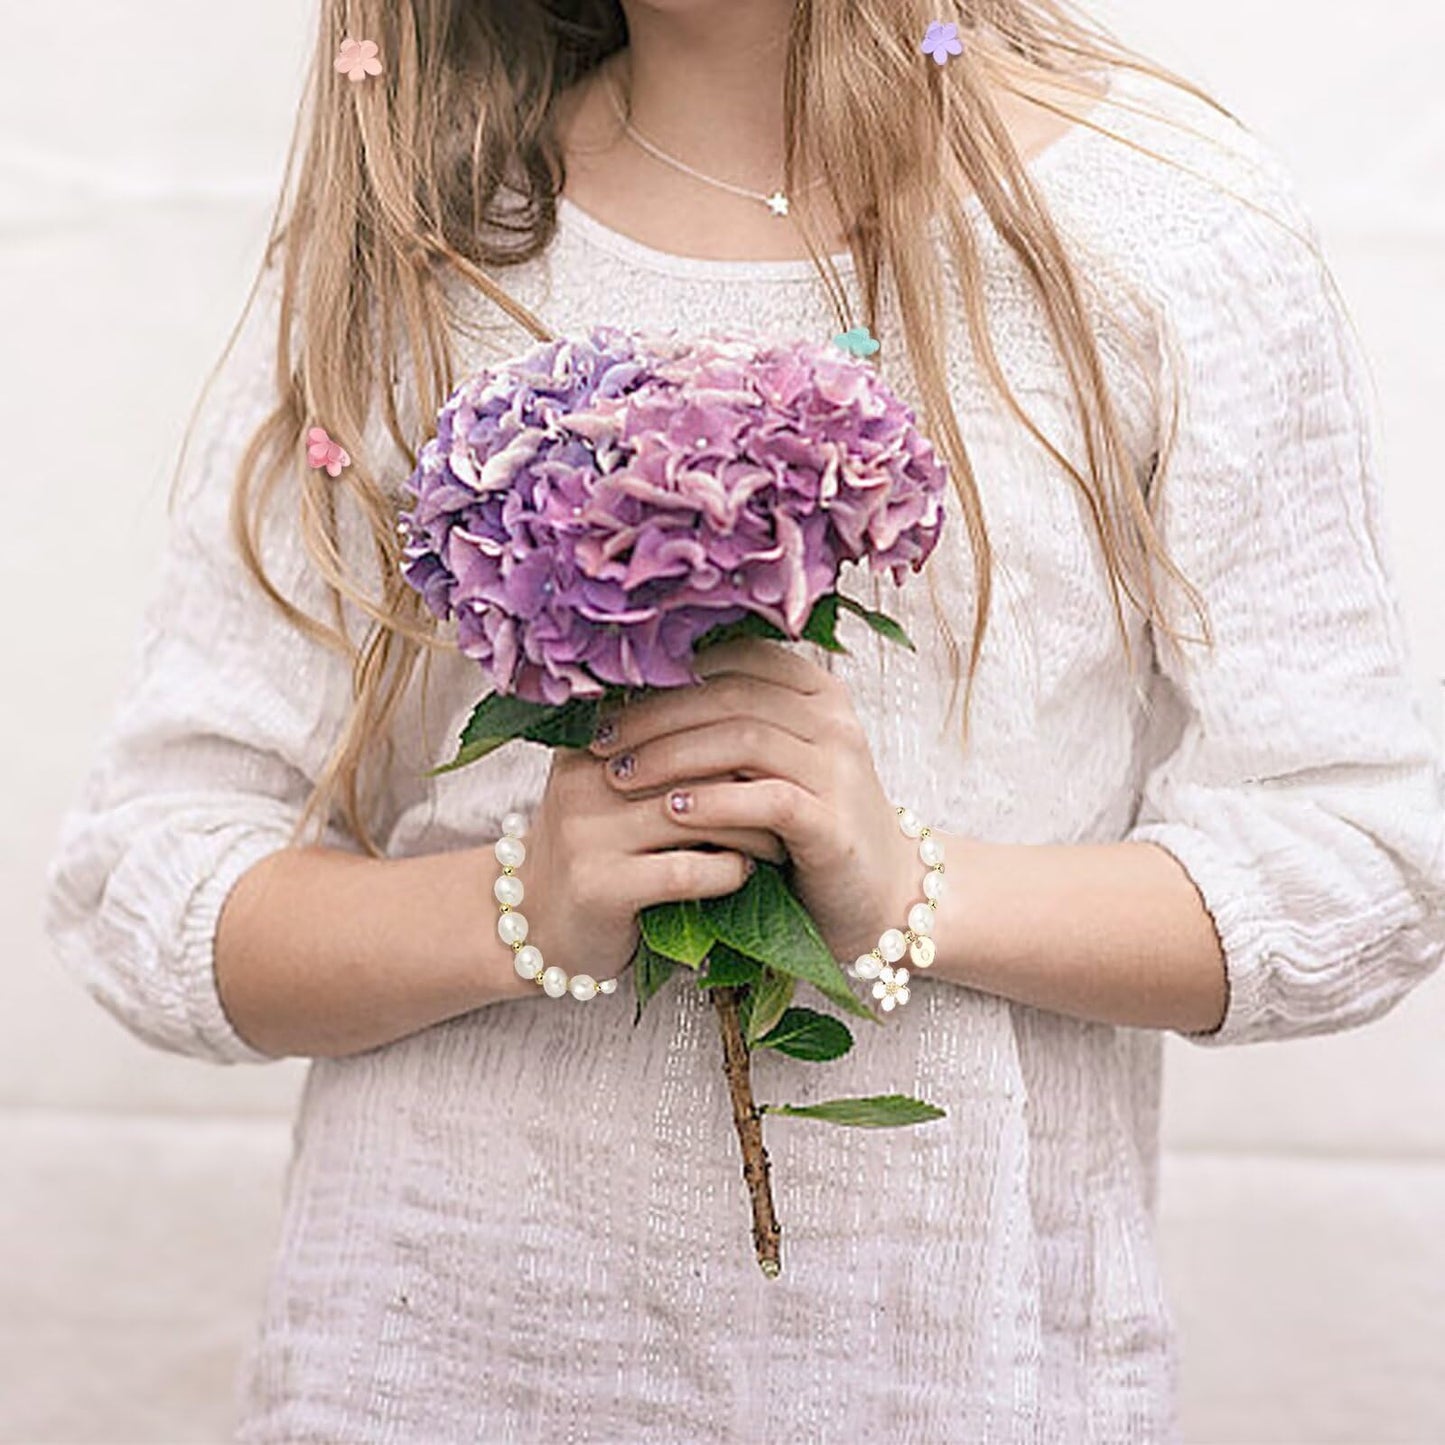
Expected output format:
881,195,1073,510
874,965,911,1011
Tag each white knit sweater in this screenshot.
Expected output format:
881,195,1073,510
42,66,1445,1442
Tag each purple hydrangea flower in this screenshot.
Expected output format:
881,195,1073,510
397,327,949,704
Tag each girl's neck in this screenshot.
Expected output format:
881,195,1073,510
617,0,798,186
552,23,1106,266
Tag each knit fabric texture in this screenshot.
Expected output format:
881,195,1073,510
42,66,1445,1443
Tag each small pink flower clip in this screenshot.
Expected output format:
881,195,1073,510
306,426,351,478
335,38,383,83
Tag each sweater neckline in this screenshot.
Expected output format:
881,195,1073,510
554,80,1112,283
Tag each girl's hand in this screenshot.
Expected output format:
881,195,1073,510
588,637,916,965
493,745,789,1001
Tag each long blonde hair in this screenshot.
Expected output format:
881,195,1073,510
180,0,1261,857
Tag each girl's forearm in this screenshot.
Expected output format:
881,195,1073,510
912,833,1229,1034
214,843,512,1059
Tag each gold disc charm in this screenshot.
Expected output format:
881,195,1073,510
909,936,936,969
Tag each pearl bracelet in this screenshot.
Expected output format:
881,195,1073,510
846,805,946,1012
493,811,620,1003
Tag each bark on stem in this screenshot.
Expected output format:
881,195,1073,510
711,984,782,1278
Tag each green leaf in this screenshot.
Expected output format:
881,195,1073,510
460,692,564,749
426,692,602,777
799,593,848,654
697,944,764,990
518,695,606,750
699,862,875,1025
743,968,796,1044
754,1007,854,1062
690,594,852,659
835,594,917,653
693,613,789,654
631,936,680,1025
760,1094,946,1128
426,735,509,777
639,899,716,968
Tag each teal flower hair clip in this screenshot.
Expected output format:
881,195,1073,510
834,326,881,357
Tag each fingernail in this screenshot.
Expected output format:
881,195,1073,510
608,752,636,780
744,856,757,875
668,789,693,815
592,717,617,747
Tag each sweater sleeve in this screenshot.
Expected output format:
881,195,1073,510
41,262,386,1065
1123,153,1445,1048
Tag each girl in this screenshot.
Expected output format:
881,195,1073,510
43,1,1445,1440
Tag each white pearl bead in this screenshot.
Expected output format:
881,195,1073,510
569,974,600,1000
497,910,529,946
541,965,570,998
908,901,935,937
501,811,528,840
896,808,924,839
919,834,945,868
514,943,543,980
922,869,946,902
854,952,883,981
494,873,524,907
495,835,526,869
598,978,618,995
909,936,937,969
878,928,907,963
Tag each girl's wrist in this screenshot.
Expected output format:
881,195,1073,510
470,839,549,1004
485,813,624,1005
834,806,944,969
845,808,960,1009
399,844,524,1012
878,820,928,957
453,850,525,1006
914,831,985,990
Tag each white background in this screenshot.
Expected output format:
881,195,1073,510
4,2,1442,1440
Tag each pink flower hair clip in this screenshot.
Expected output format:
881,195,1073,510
335,38,383,83
306,426,351,478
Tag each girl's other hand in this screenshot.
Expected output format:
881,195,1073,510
588,638,916,965
491,744,788,1001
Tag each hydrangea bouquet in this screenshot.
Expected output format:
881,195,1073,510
398,326,949,1277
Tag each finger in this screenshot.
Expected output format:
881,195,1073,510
566,760,788,865
602,717,829,800
659,777,830,861
689,636,836,696
589,670,821,757
621,847,755,913
626,801,789,866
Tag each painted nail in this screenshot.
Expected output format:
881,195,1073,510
609,752,636,780
592,717,617,748
668,790,694,815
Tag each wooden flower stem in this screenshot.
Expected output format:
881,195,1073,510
711,984,782,1278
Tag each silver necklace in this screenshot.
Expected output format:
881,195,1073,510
604,74,825,219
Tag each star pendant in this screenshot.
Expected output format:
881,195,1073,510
765,191,790,217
